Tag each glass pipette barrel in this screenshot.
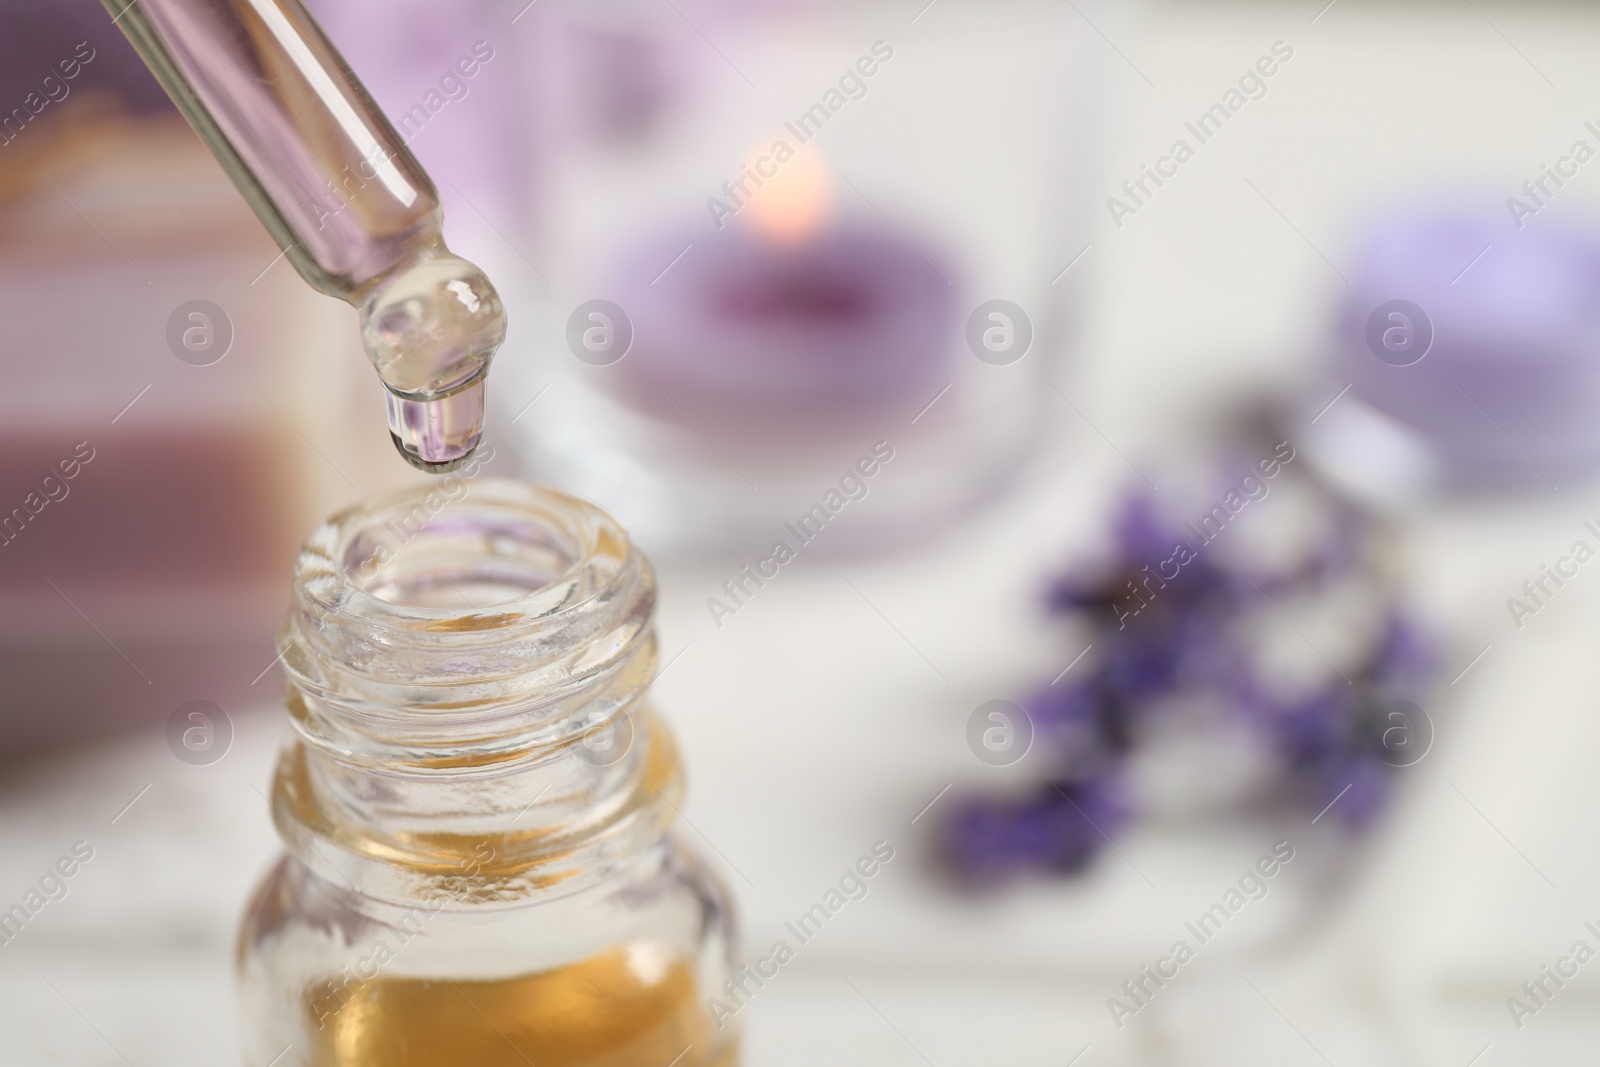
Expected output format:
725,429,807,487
101,0,505,471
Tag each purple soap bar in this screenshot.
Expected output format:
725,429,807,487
1333,210,1600,487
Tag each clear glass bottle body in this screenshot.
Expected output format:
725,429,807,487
236,479,739,1066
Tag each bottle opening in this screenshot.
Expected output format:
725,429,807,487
288,479,649,701
329,480,605,615
349,515,578,610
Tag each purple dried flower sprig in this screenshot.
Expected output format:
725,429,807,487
938,479,1436,884
939,773,1130,885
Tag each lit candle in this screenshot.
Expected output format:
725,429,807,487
603,152,958,443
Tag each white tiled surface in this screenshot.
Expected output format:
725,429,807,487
11,2,1600,1064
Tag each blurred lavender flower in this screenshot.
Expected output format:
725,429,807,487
940,774,1128,885
939,471,1437,884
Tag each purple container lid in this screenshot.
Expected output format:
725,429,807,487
1333,209,1600,488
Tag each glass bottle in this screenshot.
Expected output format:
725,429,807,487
237,476,740,1067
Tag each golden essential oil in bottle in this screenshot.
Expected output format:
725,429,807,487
307,946,730,1067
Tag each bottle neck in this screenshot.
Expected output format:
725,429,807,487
272,479,678,906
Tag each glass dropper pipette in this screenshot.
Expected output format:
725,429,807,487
101,0,505,473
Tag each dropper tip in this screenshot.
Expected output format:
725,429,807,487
389,433,479,474
385,380,486,475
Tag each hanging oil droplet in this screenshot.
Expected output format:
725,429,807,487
360,248,506,474
386,380,486,473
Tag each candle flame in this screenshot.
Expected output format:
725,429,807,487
746,148,832,243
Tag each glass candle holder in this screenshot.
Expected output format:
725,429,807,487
496,0,1117,554
236,479,740,1067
